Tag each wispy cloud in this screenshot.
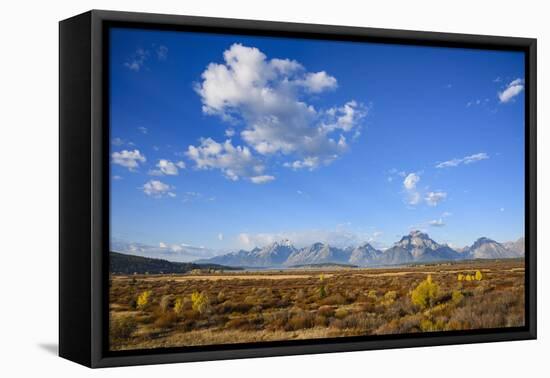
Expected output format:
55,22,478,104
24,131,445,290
425,191,447,207
181,191,201,203
387,168,406,183
436,152,489,168
111,238,218,262
429,211,452,226
236,228,380,249
179,191,217,204
466,98,489,108
156,45,168,60
429,218,445,227
250,175,275,184
124,48,149,72
124,45,168,72
111,137,125,146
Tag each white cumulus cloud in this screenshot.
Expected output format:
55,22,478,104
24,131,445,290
149,159,185,176
283,156,320,171
298,71,338,93
142,180,175,198
498,78,524,103
321,100,368,133
194,43,367,174
186,138,271,182
111,149,146,171
402,173,422,205
403,173,420,190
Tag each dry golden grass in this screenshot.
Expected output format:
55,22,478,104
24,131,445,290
109,259,525,351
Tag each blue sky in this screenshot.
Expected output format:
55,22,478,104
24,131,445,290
109,27,525,254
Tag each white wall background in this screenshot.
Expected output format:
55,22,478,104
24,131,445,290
0,0,547,376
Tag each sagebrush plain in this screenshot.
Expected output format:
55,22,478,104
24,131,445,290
109,259,525,351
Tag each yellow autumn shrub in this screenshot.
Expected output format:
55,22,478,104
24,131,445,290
136,290,152,310
174,297,184,315
411,275,439,309
191,291,210,314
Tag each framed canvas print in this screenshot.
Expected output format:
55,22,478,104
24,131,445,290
59,10,537,368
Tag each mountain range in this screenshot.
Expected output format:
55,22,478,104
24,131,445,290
196,231,524,268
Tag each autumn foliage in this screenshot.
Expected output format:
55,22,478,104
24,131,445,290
411,275,439,309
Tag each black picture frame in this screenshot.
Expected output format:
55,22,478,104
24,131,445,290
59,9,537,368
